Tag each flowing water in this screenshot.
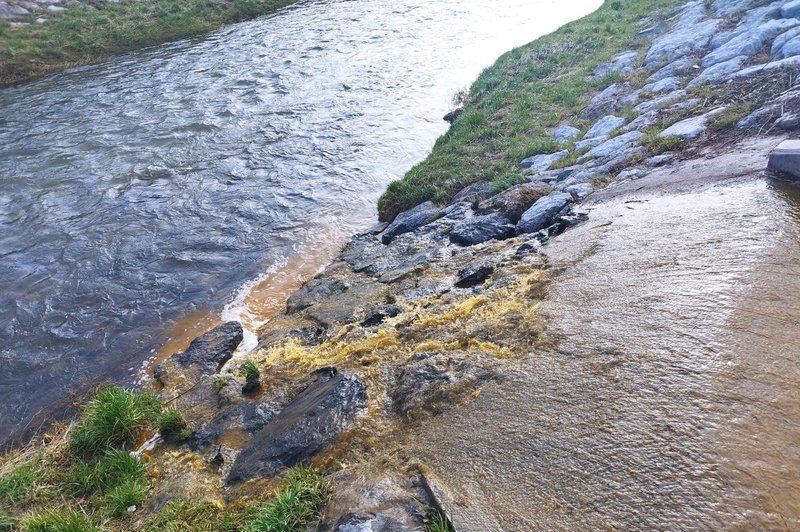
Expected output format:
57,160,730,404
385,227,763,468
0,0,602,445
405,139,800,529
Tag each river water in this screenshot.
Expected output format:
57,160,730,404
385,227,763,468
0,0,602,444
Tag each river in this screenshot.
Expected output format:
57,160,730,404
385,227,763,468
0,0,602,445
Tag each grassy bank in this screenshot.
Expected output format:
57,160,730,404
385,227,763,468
0,0,298,86
377,0,676,221
0,385,329,531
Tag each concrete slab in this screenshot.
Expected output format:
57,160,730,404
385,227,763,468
768,139,800,178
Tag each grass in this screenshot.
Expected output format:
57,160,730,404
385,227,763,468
22,508,99,532
213,375,230,393
425,510,455,532
0,462,38,505
240,360,261,382
70,385,162,457
708,102,753,131
641,132,683,155
377,0,677,221
245,467,330,532
0,386,170,529
0,0,300,86
146,500,249,532
157,407,188,439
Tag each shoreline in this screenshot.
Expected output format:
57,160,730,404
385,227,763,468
0,0,301,87
5,0,800,529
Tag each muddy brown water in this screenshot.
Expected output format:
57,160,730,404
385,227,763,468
0,0,602,446
405,137,800,530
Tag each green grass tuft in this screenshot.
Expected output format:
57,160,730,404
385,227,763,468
240,360,261,382
213,376,230,393
0,463,38,505
70,385,162,457
146,500,248,532
157,407,188,439
104,478,149,517
22,508,99,532
245,467,330,532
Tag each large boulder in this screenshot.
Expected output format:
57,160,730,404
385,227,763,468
381,201,440,245
227,368,367,484
449,181,493,204
154,322,243,385
592,51,640,79
553,125,581,143
475,182,552,223
515,192,573,235
580,83,639,120
449,213,515,246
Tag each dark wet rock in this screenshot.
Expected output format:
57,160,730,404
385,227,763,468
154,322,243,384
359,222,389,236
320,470,427,532
381,201,440,244
455,264,494,289
227,368,367,484
242,378,261,395
578,131,644,163
190,401,279,452
361,305,402,327
287,277,350,314
592,50,639,79
515,192,573,235
520,149,569,171
450,181,493,204
392,351,496,416
475,182,552,223
768,139,800,178
583,115,625,140
438,201,472,221
553,124,581,143
258,324,327,351
449,213,515,246
443,108,462,123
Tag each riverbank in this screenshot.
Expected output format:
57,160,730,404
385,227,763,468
4,0,800,529
0,0,298,86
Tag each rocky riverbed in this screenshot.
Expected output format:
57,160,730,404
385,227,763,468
7,0,800,529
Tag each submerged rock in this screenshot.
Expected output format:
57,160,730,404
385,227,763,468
227,368,367,484
154,322,243,384
455,264,494,289
515,192,573,235
361,305,402,327
381,201,440,245
449,213,515,246
392,352,496,415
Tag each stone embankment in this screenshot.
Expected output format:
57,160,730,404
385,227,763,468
140,1,800,529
